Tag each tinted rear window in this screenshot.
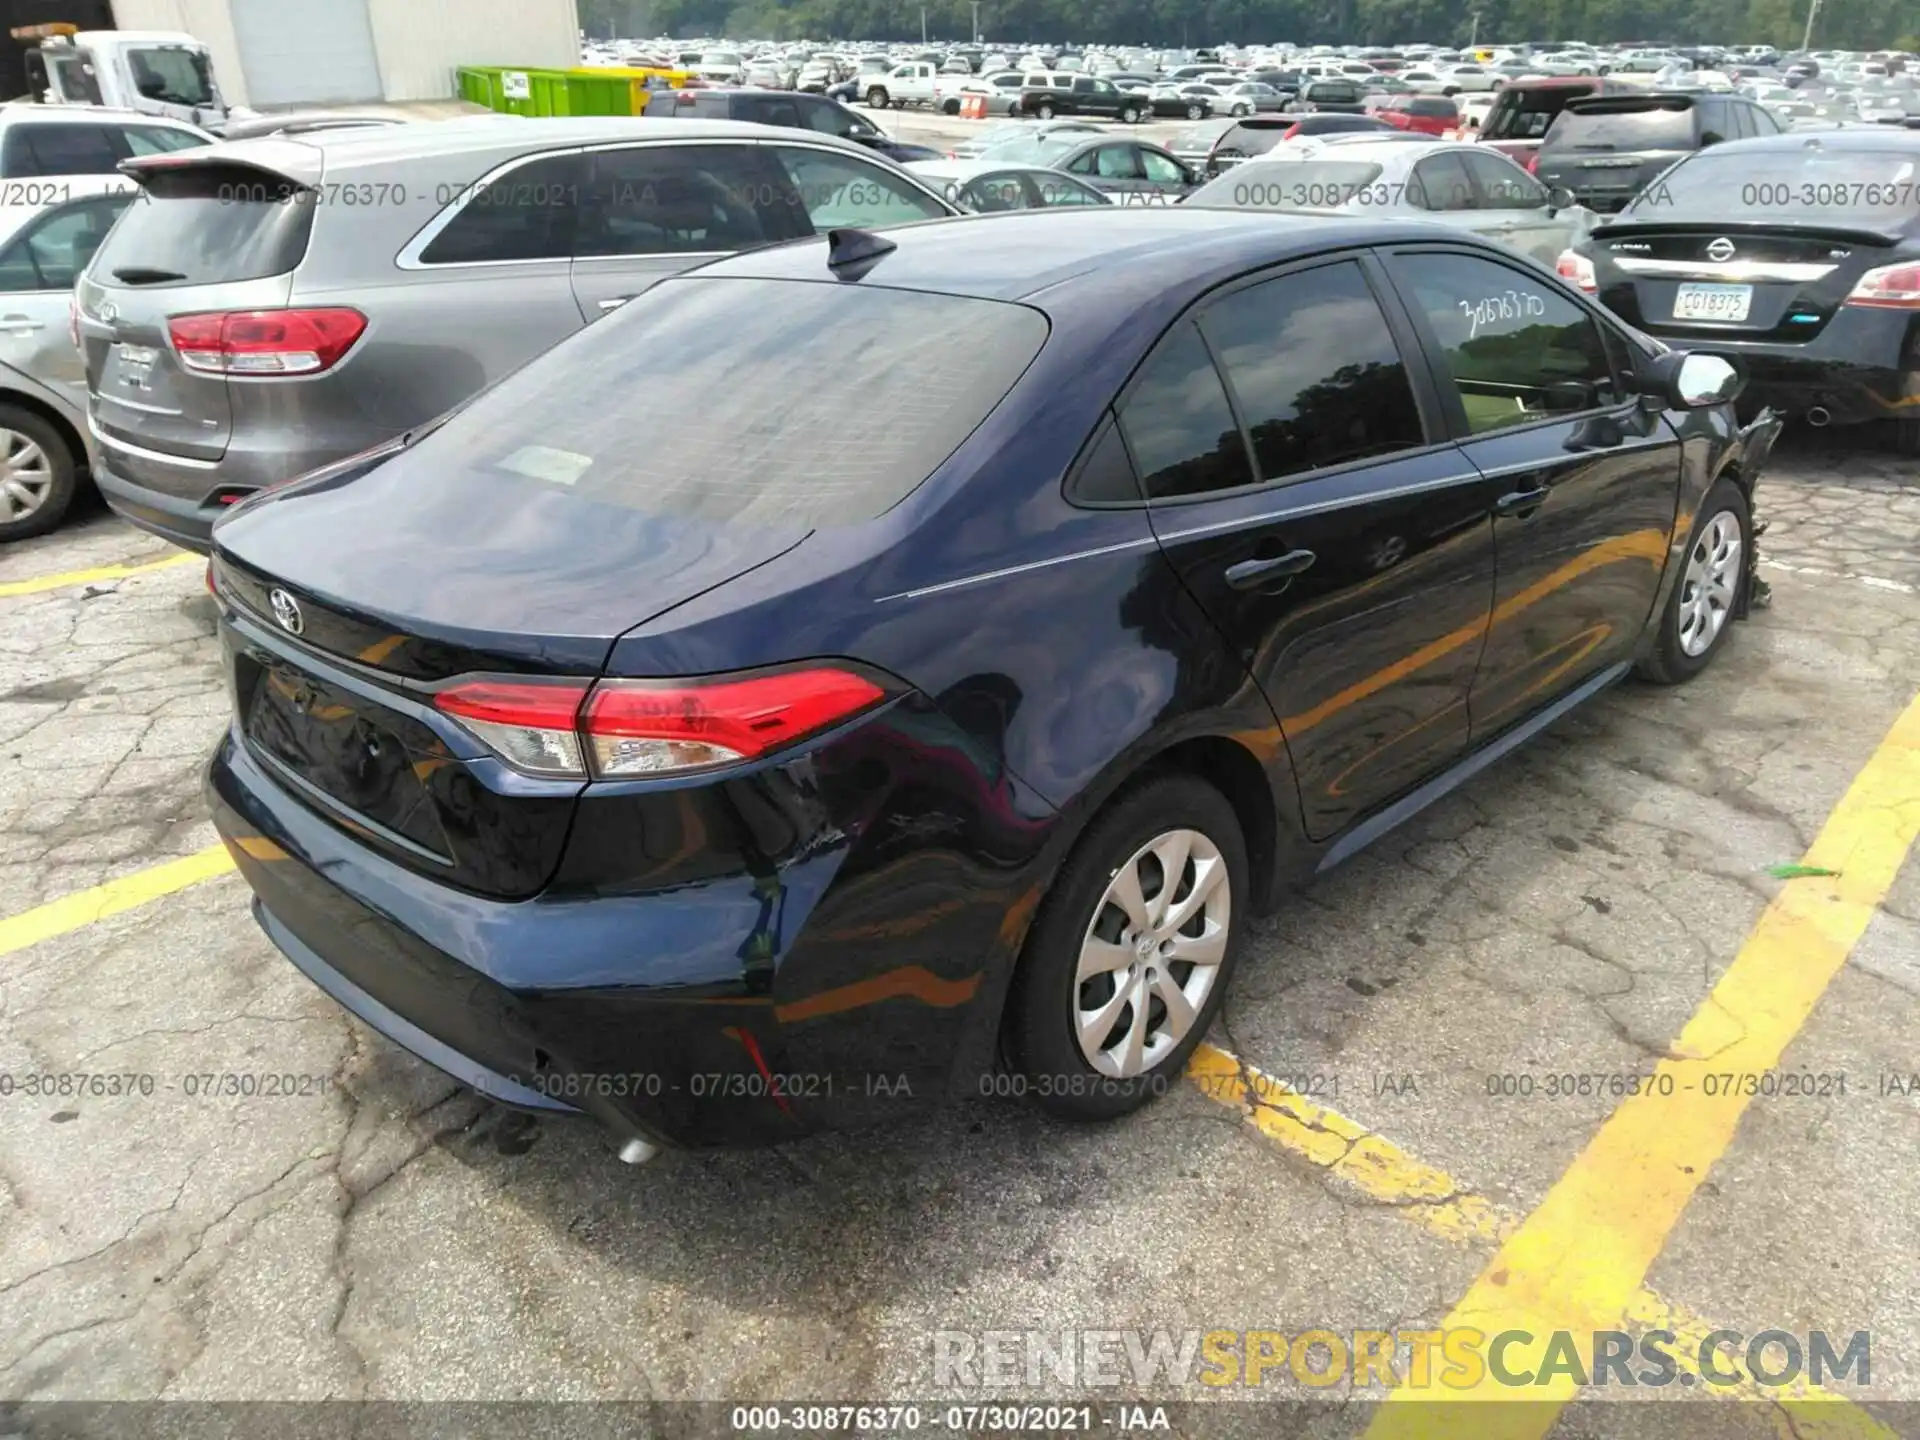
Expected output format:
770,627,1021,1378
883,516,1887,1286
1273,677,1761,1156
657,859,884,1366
90,168,315,285
1629,146,1920,226
404,277,1049,526
1485,87,1596,141
1545,104,1696,151
1,123,120,177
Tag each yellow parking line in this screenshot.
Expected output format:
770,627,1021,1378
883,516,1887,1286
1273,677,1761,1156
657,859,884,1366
1188,1045,1893,1430
1361,686,1920,1438
0,552,198,599
0,844,235,959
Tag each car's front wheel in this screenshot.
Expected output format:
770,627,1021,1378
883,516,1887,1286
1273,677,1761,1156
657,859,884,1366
0,405,77,542
1186,102,1206,119
1004,774,1247,1121
1120,103,1142,123
1638,476,1752,684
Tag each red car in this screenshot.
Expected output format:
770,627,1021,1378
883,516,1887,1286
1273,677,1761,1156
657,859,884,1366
1369,93,1462,136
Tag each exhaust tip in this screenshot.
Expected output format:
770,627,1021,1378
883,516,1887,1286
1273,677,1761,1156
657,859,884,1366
1806,406,1832,427
616,1137,660,1166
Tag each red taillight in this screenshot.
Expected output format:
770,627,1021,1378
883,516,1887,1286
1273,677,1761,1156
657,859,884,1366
1556,249,1597,292
167,308,366,376
1526,152,1539,173
205,559,216,595
433,667,886,779
1845,261,1920,309
584,668,887,776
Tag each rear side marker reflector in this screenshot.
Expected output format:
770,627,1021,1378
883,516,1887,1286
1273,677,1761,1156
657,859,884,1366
168,308,367,376
432,668,887,780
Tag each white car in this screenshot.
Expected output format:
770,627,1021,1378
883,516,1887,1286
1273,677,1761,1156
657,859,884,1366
1435,65,1504,94
1183,135,1595,268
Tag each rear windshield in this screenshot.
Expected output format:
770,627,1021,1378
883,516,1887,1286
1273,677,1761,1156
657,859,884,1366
89,167,315,286
1486,87,1599,140
1186,162,1386,209
1544,103,1696,151
401,277,1049,527
1627,146,1920,227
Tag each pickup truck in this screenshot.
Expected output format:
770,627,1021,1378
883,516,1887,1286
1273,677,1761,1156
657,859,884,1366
863,61,940,109
1015,74,1147,123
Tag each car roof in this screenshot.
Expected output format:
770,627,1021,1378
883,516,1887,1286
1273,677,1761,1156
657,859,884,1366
907,159,1096,180
1693,129,1920,155
128,115,872,177
686,206,1482,304
0,103,205,129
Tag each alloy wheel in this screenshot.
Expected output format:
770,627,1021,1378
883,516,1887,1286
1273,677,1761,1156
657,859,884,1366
0,429,52,523
1074,828,1230,1078
1677,510,1742,657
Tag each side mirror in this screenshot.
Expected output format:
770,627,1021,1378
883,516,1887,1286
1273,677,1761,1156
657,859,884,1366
1546,184,1575,210
1647,351,1744,407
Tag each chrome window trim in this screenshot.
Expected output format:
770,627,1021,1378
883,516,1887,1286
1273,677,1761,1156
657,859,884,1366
1610,257,1837,282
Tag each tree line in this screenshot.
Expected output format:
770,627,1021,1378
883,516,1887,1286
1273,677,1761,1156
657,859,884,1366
580,0,1919,52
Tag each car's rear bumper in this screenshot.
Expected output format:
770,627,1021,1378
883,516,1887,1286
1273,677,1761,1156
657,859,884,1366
93,458,246,553
206,682,1049,1148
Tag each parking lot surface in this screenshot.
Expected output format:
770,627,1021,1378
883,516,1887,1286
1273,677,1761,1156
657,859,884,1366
3,406,1920,1433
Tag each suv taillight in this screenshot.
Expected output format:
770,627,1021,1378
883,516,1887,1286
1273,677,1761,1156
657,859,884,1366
1557,250,1597,292
1844,261,1920,309
167,308,367,376
433,667,889,780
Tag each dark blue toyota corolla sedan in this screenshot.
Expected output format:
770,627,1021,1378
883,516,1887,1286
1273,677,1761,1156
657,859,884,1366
205,209,1780,1161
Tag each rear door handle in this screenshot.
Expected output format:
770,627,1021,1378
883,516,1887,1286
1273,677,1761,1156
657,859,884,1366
0,314,44,333
1224,548,1316,590
1493,486,1550,519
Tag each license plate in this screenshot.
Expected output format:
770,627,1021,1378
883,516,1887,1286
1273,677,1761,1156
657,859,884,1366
1673,283,1752,323
112,342,157,389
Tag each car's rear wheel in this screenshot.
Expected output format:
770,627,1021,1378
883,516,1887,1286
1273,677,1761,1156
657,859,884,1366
1186,102,1206,119
1637,476,1751,685
1121,103,1142,123
1004,774,1248,1121
0,405,77,543
1893,417,1920,457
943,97,960,114
866,86,889,107
1036,101,1055,118
1232,103,1250,116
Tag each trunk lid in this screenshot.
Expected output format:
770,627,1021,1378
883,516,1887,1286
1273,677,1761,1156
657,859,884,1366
1592,222,1897,341
75,144,321,482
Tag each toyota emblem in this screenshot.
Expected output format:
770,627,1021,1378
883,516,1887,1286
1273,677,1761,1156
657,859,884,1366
269,588,304,636
95,298,117,324
1705,237,1737,263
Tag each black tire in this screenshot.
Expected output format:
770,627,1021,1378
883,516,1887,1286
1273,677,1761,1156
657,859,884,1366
1035,101,1055,119
1637,477,1752,685
943,98,960,115
1003,774,1249,1121
866,86,889,108
1120,104,1142,123
1894,417,1920,457
1186,102,1206,119
0,403,78,543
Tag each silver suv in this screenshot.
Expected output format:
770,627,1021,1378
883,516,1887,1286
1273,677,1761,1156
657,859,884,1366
74,116,959,550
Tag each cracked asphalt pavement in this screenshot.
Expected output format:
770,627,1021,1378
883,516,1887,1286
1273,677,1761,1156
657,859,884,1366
0,430,1917,1437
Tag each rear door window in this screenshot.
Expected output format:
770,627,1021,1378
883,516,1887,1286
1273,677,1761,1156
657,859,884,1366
1410,151,1478,210
1,123,121,177
1461,149,1547,208
737,95,802,128
577,144,798,257
399,277,1048,526
89,166,317,285
1198,260,1425,483
418,152,585,264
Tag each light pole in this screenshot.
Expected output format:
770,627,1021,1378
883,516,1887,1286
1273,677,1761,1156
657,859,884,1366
1468,10,1481,49
971,0,981,43
1801,0,1821,52
921,5,928,43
